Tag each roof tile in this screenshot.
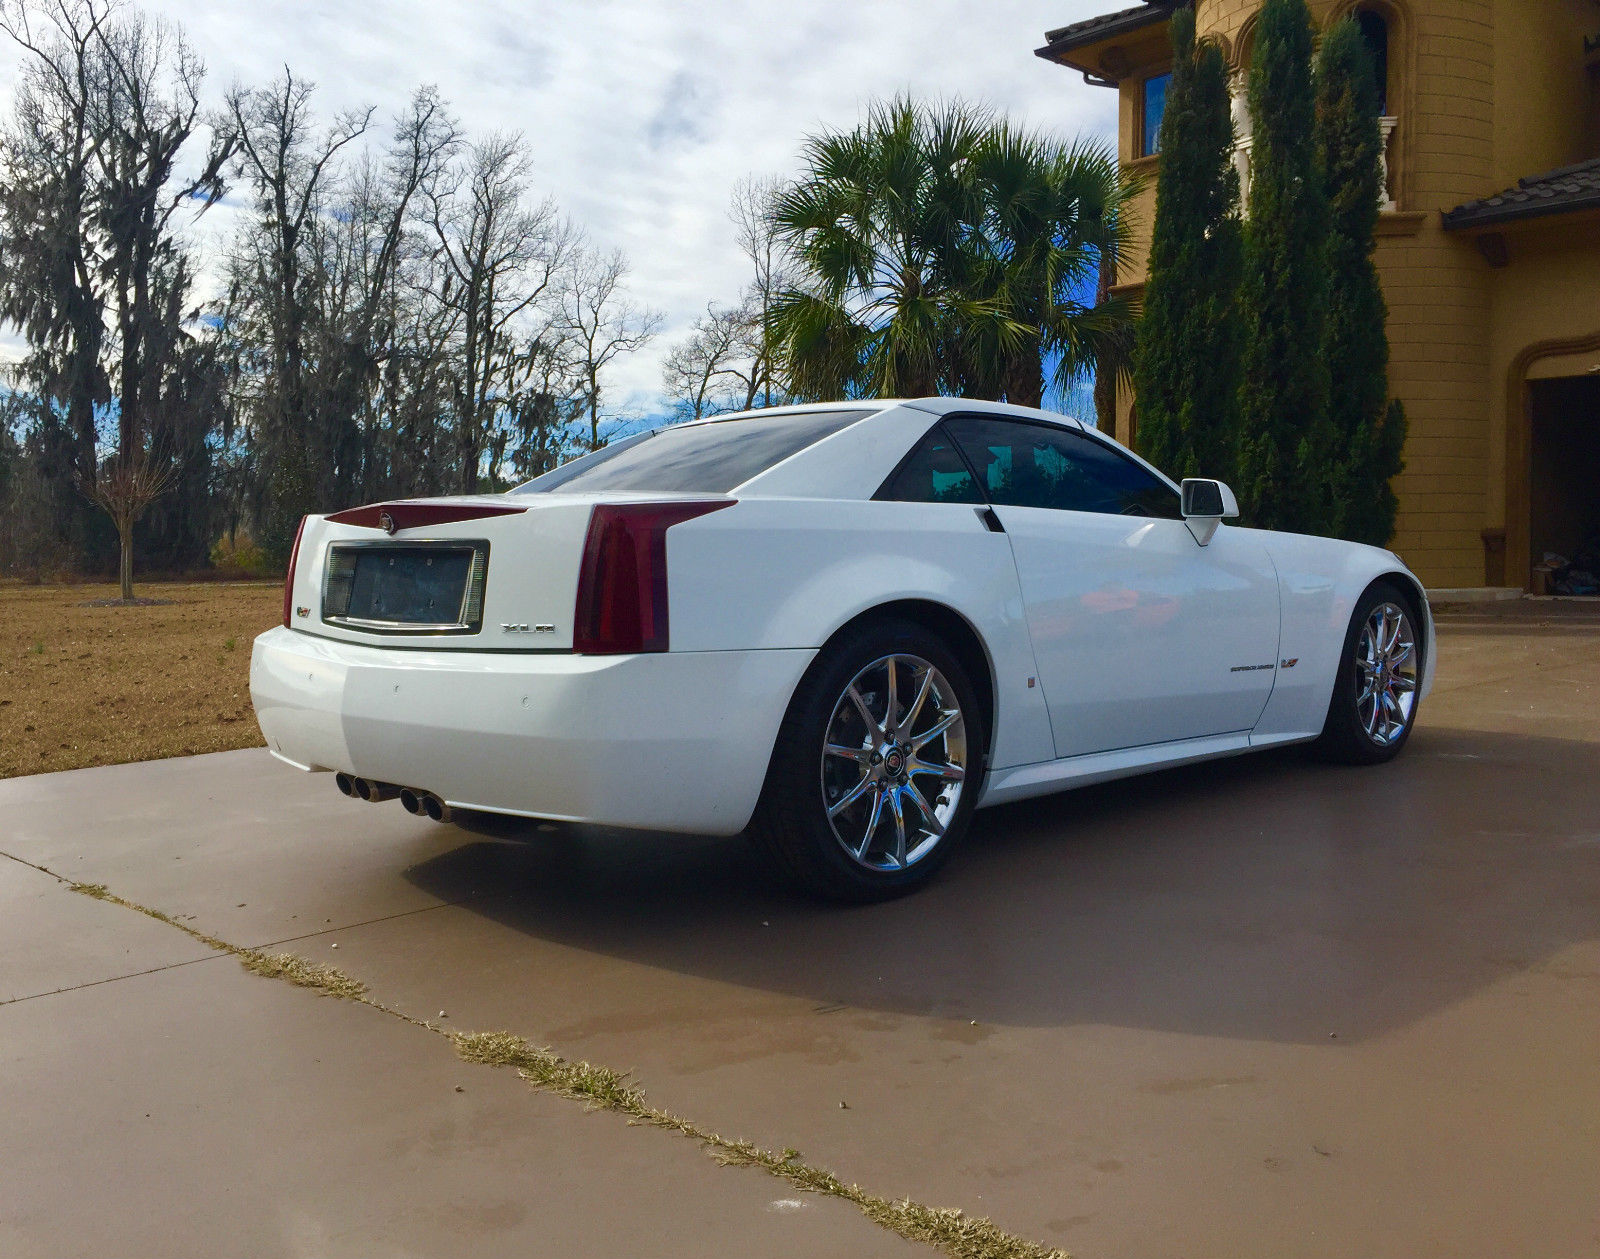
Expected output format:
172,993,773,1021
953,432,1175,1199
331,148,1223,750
1036,2,1173,65
1444,156,1600,229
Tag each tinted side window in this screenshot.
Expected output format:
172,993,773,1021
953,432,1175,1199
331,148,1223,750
877,424,984,505
945,417,1181,519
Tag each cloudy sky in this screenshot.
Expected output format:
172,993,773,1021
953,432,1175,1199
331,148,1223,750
2,0,1122,416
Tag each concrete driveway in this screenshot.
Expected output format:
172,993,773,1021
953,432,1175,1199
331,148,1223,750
3,604,1597,1259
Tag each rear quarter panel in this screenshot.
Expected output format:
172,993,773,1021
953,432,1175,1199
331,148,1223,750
665,497,1056,771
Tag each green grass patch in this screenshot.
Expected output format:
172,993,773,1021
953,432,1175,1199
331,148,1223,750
241,951,369,1000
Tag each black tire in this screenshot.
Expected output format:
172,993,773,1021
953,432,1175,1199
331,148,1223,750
1315,579,1424,765
750,617,986,902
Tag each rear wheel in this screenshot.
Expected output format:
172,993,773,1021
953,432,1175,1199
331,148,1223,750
751,619,984,902
1316,581,1423,764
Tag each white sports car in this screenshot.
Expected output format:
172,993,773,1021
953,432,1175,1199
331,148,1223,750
251,398,1433,900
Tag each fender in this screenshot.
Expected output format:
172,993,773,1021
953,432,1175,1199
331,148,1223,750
1252,532,1432,743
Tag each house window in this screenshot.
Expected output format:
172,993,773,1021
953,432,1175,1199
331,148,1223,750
1356,10,1389,114
1141,72,1170,156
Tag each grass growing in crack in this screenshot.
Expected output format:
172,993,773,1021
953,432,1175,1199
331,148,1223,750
65,875,1069,1259
449,1029,1068,1259
70,881,369,1002
241,951,369,1000
453,1031,644,1109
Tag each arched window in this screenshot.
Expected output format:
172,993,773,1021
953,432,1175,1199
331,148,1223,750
1355,9,1389,114
1346,3,1401,208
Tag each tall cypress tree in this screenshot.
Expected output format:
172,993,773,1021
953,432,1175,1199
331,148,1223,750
1237,0,1334,533
1132,5,1243,481
1315,18,1407,545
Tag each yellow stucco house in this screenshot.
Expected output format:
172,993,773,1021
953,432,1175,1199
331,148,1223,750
1036,0,1600,591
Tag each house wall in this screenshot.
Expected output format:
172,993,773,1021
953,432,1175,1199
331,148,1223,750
1480,216,1600,584
1095,0,1598,588
1491,0,1595,185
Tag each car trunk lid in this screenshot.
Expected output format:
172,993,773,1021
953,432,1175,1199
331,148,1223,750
286,496,594,651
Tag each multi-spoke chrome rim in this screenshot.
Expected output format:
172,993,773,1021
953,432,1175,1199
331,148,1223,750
1356,602,1418,746
820,654,967,872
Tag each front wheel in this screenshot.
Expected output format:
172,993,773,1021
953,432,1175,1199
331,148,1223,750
750,619,984,902
1315,581,1423,764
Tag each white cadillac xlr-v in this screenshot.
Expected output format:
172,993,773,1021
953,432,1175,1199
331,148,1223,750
251,398,1433,900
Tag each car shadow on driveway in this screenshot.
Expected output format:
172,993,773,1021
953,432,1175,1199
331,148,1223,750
403,724,1600,1046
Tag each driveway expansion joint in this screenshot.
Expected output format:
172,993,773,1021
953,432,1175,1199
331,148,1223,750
241,888,513,954
40,863,1072,1259
0,952,227,1009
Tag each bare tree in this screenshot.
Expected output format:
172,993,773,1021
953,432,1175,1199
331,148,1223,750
0,6,742,581
0,0,111,498
427,132,570,492
558,244,661,449
221,69,373,543
728,174,790,406
484,327,584,485
333,87,458,482
0,0,229,599
661,299,753,420
656,178,791,423
83,450,175,599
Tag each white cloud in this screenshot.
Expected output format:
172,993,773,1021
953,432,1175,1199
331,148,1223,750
1,0,1121,409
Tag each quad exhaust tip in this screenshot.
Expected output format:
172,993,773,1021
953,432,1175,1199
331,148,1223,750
357,778,401,803
338,772,401,804
397,787,451,824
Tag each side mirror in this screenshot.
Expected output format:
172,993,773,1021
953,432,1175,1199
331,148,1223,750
1180,479,1240,546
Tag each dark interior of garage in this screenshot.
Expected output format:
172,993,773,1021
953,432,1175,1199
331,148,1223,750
1529,375,1600,595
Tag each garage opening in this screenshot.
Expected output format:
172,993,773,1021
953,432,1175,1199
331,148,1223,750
1529,374,1600,595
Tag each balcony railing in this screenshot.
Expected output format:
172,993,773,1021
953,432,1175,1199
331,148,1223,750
1378,115,1399,211
1229,85,1399,213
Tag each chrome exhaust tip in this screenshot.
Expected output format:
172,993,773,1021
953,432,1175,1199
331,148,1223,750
361,780,401,803
399,788,425,816
335,772,358,798
421,793,452,825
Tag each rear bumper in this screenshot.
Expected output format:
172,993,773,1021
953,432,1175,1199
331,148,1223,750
249,627,814,836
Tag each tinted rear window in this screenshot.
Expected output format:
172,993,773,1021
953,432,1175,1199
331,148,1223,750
511,409,873,495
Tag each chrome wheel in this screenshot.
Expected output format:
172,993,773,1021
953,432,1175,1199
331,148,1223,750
820,653,968,872
1356,602,1418,746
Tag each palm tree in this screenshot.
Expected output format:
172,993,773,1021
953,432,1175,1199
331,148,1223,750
967,126,1138,409
767,98,1136,408
766,97,1023,401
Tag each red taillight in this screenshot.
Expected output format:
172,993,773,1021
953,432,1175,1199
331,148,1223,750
573,501,734,654
281,515,308,629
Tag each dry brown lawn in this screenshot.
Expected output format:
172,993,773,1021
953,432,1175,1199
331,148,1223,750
0,581,281,779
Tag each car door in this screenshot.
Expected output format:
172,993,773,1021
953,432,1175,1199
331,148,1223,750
945,416,1280,759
